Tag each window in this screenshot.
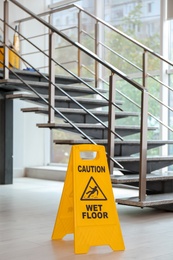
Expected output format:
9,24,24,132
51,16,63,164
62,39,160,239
148,2,152,13
50,0,161,164
146,23,154,36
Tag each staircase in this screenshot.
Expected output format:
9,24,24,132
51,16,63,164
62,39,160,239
1,0,173,211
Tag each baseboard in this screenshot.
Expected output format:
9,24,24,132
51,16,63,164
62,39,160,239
14,168,25,178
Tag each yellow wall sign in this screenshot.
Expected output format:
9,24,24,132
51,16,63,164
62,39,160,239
52,144,125,254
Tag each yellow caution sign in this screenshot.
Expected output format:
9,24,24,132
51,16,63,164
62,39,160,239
52,144,125,254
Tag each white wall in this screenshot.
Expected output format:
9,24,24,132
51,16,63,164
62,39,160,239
1,0,52,177
13,99,51,177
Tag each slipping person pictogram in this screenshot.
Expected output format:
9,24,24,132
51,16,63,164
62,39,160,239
86,186,99,198
81,177,107,201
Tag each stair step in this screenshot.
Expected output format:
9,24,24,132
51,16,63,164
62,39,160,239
0,68,93,85
111,172,173,184
36,123,157,138
0,78,106,96
115,156,173,173
116,193,173,207
6,93,122,109
21,106,139,122
53,139,173,156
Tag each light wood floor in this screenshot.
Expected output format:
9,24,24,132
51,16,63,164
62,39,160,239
0,177,173,260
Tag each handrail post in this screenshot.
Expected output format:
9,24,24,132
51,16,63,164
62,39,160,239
143,50,148,87
18,22,21,69
108,73,116,174
95,21,104,89
95,22,99,88
77,10,82,77
139,89,148,201
3,0,9,79
48,17,55,124
139,51,148,201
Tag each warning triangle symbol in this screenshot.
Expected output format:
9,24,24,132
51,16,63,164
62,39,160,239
80,177,107,201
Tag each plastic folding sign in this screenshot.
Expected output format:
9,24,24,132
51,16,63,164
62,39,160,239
52,144,125,254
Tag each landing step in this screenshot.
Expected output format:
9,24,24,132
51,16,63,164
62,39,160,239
111,172,173,184
116,193,173,207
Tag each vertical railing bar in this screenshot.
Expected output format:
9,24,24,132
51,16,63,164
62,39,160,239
108,73,116,174
77,10,81,77
95,22,99,88
139,51,148,201
48,15,55,124
139,89,148,201
143,50,148,87
3,0,9,79
18,21,22,69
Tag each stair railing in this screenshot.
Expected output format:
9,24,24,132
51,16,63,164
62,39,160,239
1,2,128,169
0,19,124,140
2,0,173,202
15,2,173,135
0,41,125,172
0,0,153,202
53,3,173,133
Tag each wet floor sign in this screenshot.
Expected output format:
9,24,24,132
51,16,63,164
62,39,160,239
52,144,125,254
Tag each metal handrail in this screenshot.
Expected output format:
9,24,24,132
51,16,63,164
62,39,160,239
100,41,142,73
1,32,123,143
60,60,78,66
14,2,173,114
81,64,96,76
2,1,127,173
15,2,173,67
8,0,144,92
55,44,73,50
73,4,173,67
60,25,77,32
3,18,123,112
81,30,95,40
100,77,173,132
20,33,49,41
0,53,123,169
